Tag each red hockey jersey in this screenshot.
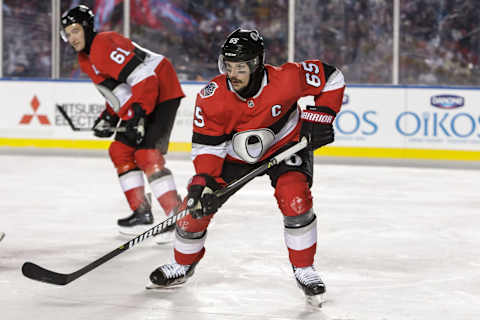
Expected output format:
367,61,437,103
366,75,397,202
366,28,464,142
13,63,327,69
78,31,184,119
192,60,345,180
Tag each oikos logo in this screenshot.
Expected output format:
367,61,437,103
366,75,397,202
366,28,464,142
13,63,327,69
334,94,378,136
396,111,480,138
334,110,378,136
396,94,479,138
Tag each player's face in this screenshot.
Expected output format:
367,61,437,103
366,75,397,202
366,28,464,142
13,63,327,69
64,23,86,52
225,61,251,92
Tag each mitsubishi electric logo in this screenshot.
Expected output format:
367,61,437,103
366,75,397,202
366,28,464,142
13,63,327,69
19,95,51,125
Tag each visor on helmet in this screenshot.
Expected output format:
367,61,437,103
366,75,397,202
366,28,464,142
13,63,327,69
218,55,261,75
60,28,69,42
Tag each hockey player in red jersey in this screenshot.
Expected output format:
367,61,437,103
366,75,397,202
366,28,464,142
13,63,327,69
61,5,184,238
149,28,345,301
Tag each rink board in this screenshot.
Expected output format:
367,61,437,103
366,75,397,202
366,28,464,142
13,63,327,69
0,79,479,161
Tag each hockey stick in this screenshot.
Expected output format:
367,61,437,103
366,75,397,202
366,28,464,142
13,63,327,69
22,137,308,286
56,104,126,132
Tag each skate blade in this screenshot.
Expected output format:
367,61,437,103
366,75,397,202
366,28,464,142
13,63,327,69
306,294,326,308
145,280,186,290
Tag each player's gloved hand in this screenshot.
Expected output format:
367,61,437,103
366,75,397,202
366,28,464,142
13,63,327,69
300,105,336,150
186,174,221,219
125,103,147,145
92,109,119,138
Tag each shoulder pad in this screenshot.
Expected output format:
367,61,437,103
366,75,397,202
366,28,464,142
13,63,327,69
199,81,218,99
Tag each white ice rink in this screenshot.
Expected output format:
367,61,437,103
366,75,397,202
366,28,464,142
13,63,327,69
1,150,479,320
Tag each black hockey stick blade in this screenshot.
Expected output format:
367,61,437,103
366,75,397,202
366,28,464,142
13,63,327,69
21,209,187,286
22,262,71,285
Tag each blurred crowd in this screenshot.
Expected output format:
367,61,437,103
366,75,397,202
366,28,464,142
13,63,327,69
2,0,479,85
400,0,479,85
295,0,394,84
2,0,51,77
128,0,288,81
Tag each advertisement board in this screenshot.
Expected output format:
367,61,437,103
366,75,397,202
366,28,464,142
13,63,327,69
0,80,479,161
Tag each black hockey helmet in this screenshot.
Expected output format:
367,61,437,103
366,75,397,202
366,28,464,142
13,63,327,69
218,28,265,74
60,5,95,43
218,28,265,98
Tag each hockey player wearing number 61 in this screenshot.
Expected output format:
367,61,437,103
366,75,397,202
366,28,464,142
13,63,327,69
148,29,345,304
61,5,184,240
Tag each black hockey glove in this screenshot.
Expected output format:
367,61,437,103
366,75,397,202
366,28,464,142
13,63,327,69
186,174,221,219
124,103,147,145
300,105,336,150
92,109,119,138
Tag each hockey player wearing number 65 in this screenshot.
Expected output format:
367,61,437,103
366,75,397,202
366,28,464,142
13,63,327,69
148,29,345,304
61,5,184,240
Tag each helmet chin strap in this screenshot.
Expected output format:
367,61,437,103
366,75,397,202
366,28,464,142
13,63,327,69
235,66,264,99
82,30,97,55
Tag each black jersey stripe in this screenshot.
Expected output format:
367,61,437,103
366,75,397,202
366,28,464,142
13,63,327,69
192,102,297,145
117,47,147,83
99,77,122,90
322,63,336,81
267,102,297,134
231,103,297,136
192,132,232,146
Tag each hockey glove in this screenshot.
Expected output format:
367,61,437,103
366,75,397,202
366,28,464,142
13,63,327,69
186,174,221,219
125,103,147,145
300,105,336,150
92,109,119,138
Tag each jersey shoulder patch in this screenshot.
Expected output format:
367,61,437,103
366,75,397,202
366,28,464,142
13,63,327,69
199,81,218,99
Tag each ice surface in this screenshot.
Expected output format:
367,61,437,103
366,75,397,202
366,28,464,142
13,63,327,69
1,151,479,320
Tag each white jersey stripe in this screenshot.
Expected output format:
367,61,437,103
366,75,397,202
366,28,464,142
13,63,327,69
112,83,133,111
126,44,165,87
191,142,228,162
191,108,300,164
323,69,345,92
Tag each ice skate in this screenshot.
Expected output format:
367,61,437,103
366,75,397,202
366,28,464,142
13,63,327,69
146,261,198,289
293,265,326,307
117,208,154,236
